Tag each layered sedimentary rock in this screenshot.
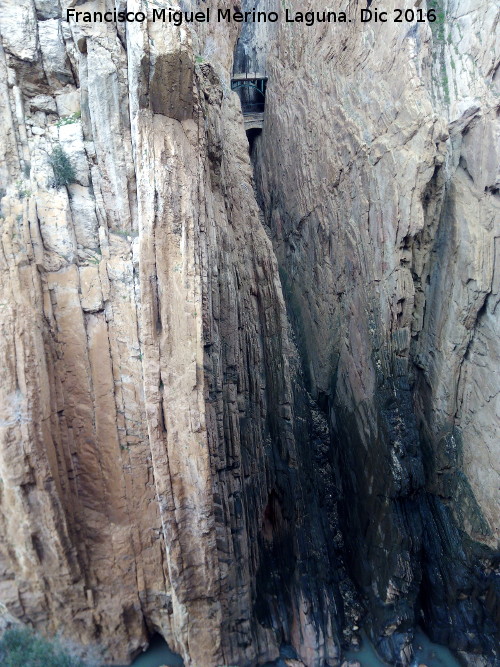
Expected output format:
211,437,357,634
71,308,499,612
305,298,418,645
251,0,499,663
0,0,498,666
0,1,350,664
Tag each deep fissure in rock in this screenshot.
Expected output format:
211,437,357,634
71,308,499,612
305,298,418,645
240,12,499,664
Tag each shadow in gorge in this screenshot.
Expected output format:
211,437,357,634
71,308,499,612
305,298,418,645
113,634,183,667
239,40,498,666
246,127,261,159
342,628,462,667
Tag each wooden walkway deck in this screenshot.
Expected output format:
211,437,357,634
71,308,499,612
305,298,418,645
231,72,267,82
243,112,264,131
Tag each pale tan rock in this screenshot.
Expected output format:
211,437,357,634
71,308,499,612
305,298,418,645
38,19,73,89
35,189,77,262
85,40,136,233
79,265,103,312
0,0,37,62
58,121,89,186
67,184,99,250
0,2,497,667
55,90,81,117
148,22,194,120
28,95,58,115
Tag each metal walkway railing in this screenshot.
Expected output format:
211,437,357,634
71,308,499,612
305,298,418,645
231,73,268,120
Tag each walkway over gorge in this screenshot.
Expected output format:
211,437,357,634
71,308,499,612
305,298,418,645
231,72,267,131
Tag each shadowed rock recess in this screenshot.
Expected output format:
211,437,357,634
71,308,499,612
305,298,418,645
0,0,498,666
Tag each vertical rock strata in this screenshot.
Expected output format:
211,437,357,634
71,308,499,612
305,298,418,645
251,0,499,663
0,1,498,666
0,1,347,665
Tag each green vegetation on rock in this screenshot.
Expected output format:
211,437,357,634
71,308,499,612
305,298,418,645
0,627,89,667
427,0,450,105
56,111,81,127
427,0,446,42
49,145,77,188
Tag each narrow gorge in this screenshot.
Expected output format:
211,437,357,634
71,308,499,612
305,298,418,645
0,1,498,666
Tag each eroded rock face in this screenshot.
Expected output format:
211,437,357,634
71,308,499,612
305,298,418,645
0,2,350,665
0,0,498,666
250,0,499,663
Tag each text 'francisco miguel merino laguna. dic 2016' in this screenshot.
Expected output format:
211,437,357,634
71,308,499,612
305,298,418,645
66,6,440,25
66,7,350,26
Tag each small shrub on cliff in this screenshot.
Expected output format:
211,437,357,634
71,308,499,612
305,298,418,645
0,627,89,667
56,111,81,127
49,145,76,188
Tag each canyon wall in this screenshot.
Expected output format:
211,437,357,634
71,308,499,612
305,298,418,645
252,0,499,663
0,0,352,664
0,0,498,666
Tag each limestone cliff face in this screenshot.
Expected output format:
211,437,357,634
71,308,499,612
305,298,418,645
0,1,350,665
0,1,498,666
251,0,499,662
